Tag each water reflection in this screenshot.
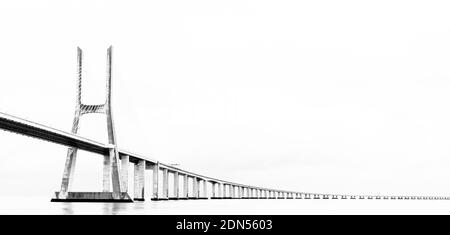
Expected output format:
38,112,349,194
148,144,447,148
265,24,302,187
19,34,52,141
0,197,448,214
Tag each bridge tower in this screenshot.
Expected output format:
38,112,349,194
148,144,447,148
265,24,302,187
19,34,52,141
52,46,132,202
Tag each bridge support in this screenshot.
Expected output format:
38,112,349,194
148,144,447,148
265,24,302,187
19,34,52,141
121,155,129,192
162,168,169,200
52,47,131,202
183,174,189,199
192,177,199,199
224,184,230,199
172,172,179,199
203,180,208,199
218,183,224,198
211,182,217,198
133,160,145,201
134,160,145,201
152,163,159,200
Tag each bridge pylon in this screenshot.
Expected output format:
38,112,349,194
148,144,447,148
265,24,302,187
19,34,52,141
52,46,132,202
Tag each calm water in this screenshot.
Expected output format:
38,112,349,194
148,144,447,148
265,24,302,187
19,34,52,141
1,196,450,214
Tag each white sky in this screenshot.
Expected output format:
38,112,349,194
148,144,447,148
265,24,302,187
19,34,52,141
0,0,450,198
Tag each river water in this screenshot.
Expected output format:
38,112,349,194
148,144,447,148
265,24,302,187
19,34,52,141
0,196,449,214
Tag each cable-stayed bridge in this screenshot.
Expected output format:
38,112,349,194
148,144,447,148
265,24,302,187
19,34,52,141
0,47,448,202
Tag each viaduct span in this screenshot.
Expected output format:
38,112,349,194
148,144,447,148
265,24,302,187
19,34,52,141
0,47,447,202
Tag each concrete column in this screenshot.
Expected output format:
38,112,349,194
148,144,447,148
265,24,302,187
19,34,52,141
173,171,179,199
230,185,235,198
203,180,208,198
193,177,199,198
218,183,223,198
133,159,145,201
152,163,159,199
120,155,129,192
211,183,217,198
223,184,227,198
162,168,169,199
183,174,189,198
102,154,111,192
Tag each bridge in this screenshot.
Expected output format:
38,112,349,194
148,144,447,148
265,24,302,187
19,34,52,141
0,47,448,202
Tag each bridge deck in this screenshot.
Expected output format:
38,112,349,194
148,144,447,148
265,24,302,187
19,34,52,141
1,111,449,201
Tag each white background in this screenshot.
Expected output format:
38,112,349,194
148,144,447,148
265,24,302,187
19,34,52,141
1,0,450,205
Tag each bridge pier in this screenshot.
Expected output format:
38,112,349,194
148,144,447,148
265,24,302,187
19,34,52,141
151,163,159,200
193,177,201,199
223,184,228,199
162,168,169,200
133,160,145,201
182,174,189,199
217,183,223,199
173,172,179,199
203,180,208,199
102,155,111,192
121,155,129,192
230,185,235,199
211,182,217,198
